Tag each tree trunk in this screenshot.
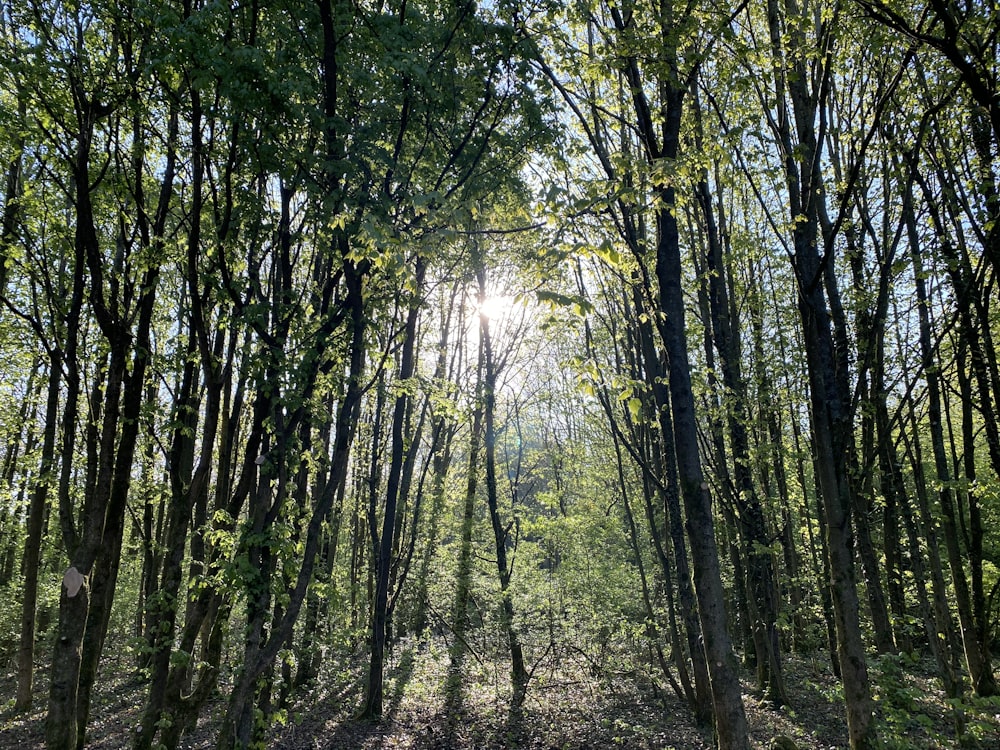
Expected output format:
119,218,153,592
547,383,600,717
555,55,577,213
797,276,877,748
840,237,896,656
362,258,425,719
446,298,485,707
693,132,786,703
480,278,529,701
654,186,749,748
763,0,877,742
215,258,366,749
901,396,963,699
909,158,998,696
408,288,462,645
135,323,221,749
634,254,714,728
616,434,685,702
16,357,58,712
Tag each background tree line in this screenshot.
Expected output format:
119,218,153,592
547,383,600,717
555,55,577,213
0,0,998,749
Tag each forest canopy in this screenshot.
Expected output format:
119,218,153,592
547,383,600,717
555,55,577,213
1,1,1000,749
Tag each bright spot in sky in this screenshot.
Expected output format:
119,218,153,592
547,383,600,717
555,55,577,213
478,295,516,320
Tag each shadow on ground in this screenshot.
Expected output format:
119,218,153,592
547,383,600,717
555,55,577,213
4,638,1000,749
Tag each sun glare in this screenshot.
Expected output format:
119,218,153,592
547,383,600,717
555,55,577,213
478,294,516,320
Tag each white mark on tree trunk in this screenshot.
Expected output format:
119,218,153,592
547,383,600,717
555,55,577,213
63,567,85,598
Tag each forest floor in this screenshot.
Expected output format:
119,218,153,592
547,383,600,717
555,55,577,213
4,637,1000,749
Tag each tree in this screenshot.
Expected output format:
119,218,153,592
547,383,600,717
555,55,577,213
525,1,750,745
3,2,184,745
747,0,879,743
4,0,1000,747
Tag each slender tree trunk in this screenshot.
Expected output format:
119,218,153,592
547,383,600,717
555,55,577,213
615,434,685,702
447,302,485,706
362,258,425,719
692,128,786,703
135,324,221,749
797,276,877,748
839,230,897,656
748,282,805,652
411,426,453,636
786,361,840,675
588,280,701,710
134,384,160,655
874,374,909,654
295,392,339,687
901,396,963,699
479,280,529,701
411,286,460,637
909,158,998,696
604,3,749,738
148,329,253,750
15,357,59,712
957,340,997,697
762,1,877,742
654,183,749,747
825,235,895,658
634,262,714,728
900,169,964,696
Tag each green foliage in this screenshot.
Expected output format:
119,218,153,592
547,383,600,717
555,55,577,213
873,653,952,748
950,693,1000,747
0,576,21,659
3,0,1000,748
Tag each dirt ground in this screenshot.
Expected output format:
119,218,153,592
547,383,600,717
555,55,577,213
3,640,999,749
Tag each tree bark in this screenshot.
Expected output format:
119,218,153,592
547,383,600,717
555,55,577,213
362,258,425,719
16,357,58,712
446,295,485,707
762,1,878,743
693,127,786,703
655,186,749,748
909,156,998,696
479,268,529,701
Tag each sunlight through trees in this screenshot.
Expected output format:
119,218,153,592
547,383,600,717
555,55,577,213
1,1,999,749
